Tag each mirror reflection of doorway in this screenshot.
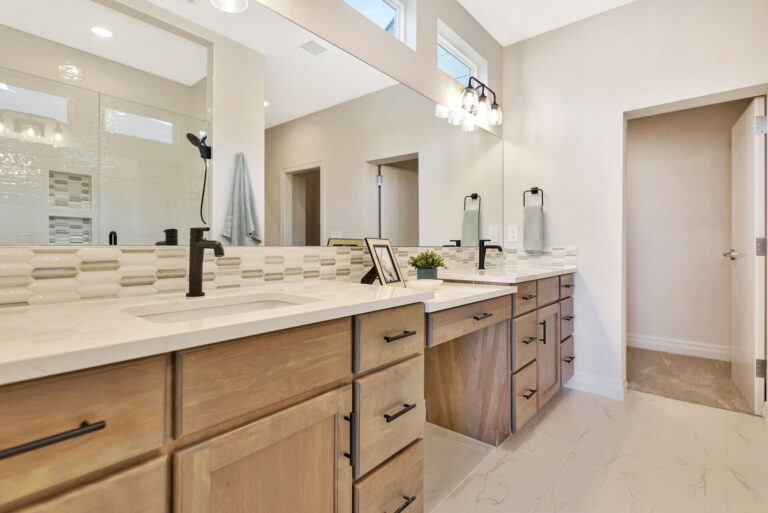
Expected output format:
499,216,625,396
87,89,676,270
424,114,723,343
376,156,419,246
284,167,321,246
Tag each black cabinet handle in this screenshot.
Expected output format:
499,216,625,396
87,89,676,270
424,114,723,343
561,284,574,289
473,313,493,321
522,336,537,345
563,315,574,321
342,413,354,465
522,389,538,400
384,403,417,423
521,294,537,301
384,330,417,343
392,495,417,513
563,356,575,363
0,420,106,460
539,320,547,344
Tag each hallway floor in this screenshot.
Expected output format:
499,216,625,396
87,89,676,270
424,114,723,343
426,389,768,513
627,347,751,413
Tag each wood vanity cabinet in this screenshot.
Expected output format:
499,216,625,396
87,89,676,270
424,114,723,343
536,303,561,407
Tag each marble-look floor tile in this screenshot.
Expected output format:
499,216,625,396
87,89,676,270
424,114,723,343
431,390,768,513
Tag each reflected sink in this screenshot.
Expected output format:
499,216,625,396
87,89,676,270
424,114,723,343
124,292,320,323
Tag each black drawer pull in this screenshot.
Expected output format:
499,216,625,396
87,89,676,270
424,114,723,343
473,313,493,321
384,330,417,343
563,316,574,321
522,389,537,400
392,495,417,513
0,420,106,460
539,320,547,344
342,413,354,465
561,284,574,289
522,336,537,345
563,356,575,363
384,403,416,423
521,294,537,301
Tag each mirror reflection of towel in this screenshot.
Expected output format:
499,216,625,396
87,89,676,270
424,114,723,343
524,205,544,253
461,209,479,247
222,153,262,246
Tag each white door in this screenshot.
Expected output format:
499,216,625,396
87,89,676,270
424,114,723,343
730,96,766,415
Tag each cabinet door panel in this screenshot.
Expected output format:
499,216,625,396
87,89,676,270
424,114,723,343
536,304,561,408
175,386,352,513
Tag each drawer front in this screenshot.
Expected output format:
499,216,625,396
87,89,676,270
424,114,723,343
177,318,352,436
512,311,538,372
560,297,574,341
561,337,575,385
354,356,424,478
0,357,166,506
428,296,512,347
560,274,575,299
513,281,538,316
354,440,423,513
16,457,168,513
355,304,425,373
512,361,538,432
537,277,560,307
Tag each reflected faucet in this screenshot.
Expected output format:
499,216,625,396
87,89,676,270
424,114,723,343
187,227,224,297
478,239,502,270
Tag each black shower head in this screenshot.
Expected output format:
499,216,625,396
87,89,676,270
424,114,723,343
186,132,211,159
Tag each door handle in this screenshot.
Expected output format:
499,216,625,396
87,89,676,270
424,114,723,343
539,320,546,344
723,249,738,261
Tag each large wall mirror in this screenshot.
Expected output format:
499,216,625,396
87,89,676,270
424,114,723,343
0,0,503,247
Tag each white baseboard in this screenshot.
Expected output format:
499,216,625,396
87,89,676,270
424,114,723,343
564,371,625,400
627,333,730,361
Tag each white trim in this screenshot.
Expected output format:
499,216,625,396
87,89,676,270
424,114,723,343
280,161,325,246
437,35,477,84
383,0,405,41
436,19,489,84
627,333,730,361
564,371,625,400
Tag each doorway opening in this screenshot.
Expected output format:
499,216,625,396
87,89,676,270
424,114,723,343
625,96,767,414
282,166,321,246
370,153,419,246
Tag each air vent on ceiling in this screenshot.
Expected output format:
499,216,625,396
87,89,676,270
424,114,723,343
300,41,327,56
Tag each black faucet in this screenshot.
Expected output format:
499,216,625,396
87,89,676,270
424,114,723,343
478,239,503,270
187,227,224,297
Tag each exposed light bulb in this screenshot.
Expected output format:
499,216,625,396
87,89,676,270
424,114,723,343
210,0,249,13
489,103,503,126
0,120,5,133
435,104,449,119
91,26,113,38
461,116,476,132
53,126,63,143
263,100,270,107
447,109,463,126
460,86,478,111
476,94,490,119
25,127,36,137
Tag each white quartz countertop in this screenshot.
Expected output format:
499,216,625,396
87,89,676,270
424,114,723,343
439,265,577,284
417,282,517,313
0,281,433,386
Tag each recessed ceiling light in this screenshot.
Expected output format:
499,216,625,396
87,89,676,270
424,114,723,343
210,0,249,13
91,26,113,38
263,101,270,107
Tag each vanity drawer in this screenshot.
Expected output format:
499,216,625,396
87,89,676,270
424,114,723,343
560,274,575,299
537,277,560,307
15,457,168,513
560,297,574,341
176,318,352,436
513,281,538,316
512,361,538,432
0,357,166,507
561,337,575,385
355,303,425,373
512,311,538,372
427,296,511,347
353,440,423,513
354,355,424,478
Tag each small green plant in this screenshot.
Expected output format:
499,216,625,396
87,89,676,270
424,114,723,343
408,250,446,269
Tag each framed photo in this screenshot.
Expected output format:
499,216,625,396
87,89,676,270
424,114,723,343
365,238,406,287
327,237,365,247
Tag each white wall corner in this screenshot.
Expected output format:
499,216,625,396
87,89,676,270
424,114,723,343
564,371,625,401
627,333,729,361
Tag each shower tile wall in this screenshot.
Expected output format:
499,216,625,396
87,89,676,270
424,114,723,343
0,245,576,307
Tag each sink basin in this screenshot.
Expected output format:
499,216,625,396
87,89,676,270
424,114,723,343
124,292,320,323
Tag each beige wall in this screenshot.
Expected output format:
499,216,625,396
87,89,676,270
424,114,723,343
264,85,503,246
626,100,749,360
502,0,768,397
255,0,503,137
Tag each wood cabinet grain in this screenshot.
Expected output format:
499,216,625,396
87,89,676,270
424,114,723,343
355,303,424,373
353,440,423,513
427,296,511,347
536,304,561,408
512,311,538,372
512,361,538,431
513,281,538,316
561,337,575,385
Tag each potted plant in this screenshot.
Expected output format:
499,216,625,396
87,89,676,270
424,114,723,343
408,250,446,280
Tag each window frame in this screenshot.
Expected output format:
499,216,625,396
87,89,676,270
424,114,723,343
344,0,406,42
436,34,478,86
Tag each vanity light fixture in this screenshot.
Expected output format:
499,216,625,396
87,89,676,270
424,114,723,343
461,76,503,127
263,100,270,107
90,26,113,38
447,109,463,126
0,117,5,134
210,0,249,13
53,125,63,143
435,104,450,119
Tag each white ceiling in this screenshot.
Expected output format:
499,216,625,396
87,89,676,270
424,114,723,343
0,0,208,86
457,0,638,46
145,0,397,127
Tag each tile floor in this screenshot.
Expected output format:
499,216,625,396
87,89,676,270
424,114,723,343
426,389,768,513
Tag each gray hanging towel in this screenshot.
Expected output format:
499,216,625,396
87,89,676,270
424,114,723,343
461,209,480,247
222,153,262,245
523,204,544,253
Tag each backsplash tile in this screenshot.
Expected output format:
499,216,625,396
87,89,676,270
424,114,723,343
0,245,576,307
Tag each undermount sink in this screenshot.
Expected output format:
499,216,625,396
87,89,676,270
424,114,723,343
124,292,320,323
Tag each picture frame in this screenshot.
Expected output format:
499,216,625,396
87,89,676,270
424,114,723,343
327,238,365,247
364,238,406,287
